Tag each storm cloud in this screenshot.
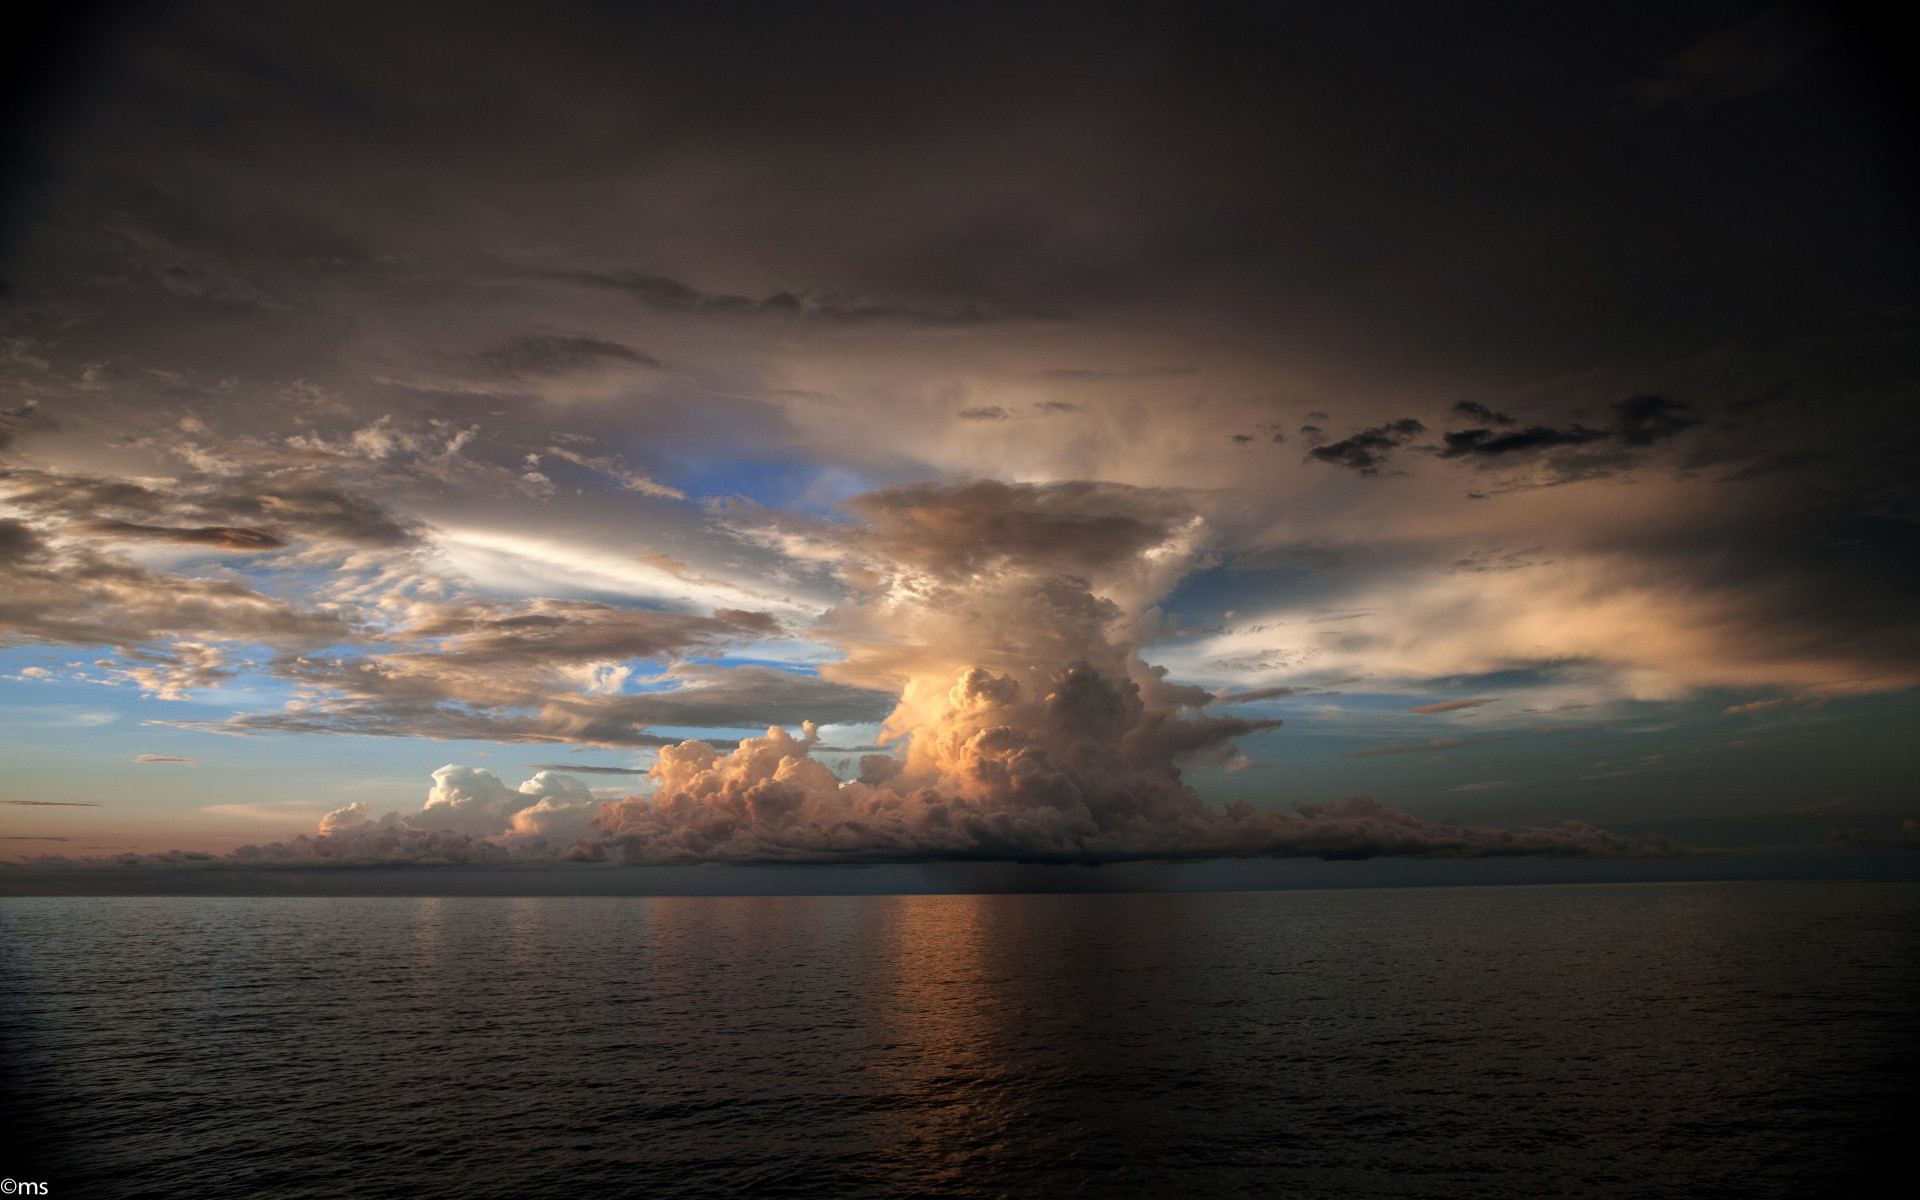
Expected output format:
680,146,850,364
0,0,1910,871
35,480,1702,868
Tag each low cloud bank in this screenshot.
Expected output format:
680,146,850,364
1831,821,1920,852
8,722,1695,870
587,720,1694,865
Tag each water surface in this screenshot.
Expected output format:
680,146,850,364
2,881,1912,1198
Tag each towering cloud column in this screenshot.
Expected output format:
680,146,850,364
591,481,1690,863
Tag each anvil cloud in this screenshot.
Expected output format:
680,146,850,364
1,0,1914,876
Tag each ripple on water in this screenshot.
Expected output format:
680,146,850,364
1,881,1914,1200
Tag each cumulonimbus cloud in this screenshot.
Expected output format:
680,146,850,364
15,725,1695,870
15,481,1698,870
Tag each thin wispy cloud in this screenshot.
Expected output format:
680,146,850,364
1409,698,1499,714
1342,737,1514,759
2,800,104,807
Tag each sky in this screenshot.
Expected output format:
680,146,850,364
1,0,1916,893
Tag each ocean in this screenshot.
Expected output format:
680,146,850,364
2,881,1913,1199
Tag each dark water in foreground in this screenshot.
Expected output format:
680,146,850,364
1,882,1913,1200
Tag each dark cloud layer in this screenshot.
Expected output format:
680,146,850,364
396,603,779,669
1303,396,1706,477
470,334,661,376
3,468,421,549
1439,396,1702,463
1307,420,1426,476
159,623,870,749
69,519,286,550
549,270,1061,329
0,0,1912,870
1831,821,1920,851
838,479,1201,580
0,516,354,652
10,0,1906,376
